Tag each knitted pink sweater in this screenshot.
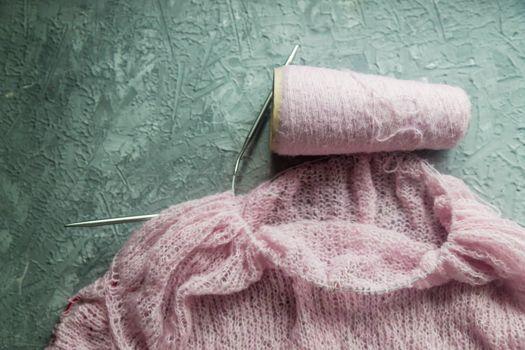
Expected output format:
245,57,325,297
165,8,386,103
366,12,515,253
49,154,525,349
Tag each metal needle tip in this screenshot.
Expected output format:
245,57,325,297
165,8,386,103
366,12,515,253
65,214,159,228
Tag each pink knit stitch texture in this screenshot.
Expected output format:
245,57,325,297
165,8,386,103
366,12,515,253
49,154,525,349
271,65,471,155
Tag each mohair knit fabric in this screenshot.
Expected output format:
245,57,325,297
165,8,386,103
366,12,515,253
49,154,525,349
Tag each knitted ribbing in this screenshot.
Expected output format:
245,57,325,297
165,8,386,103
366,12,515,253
48,154,525,349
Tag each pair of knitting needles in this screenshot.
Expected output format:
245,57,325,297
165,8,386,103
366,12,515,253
65,45,300,228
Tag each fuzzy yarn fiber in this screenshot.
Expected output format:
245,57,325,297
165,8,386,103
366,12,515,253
271,65,471,155
49,154,525,349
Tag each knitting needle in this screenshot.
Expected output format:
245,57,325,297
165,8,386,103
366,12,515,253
231,44,299,194
65,45,300,228
65,214,158,228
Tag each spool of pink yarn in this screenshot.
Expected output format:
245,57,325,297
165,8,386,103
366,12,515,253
271,65,471,155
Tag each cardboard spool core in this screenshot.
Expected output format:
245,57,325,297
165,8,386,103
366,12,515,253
270,67,283,152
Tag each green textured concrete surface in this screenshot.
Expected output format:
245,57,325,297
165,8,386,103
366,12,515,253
1,0,524,348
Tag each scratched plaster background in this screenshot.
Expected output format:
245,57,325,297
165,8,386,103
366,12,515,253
0,0,524,347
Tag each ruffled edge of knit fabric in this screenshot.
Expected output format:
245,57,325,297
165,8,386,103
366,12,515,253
238,155,525,294
413,164,525,291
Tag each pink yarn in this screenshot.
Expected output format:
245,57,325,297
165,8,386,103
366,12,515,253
271,65,471,155
49,154,525,349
